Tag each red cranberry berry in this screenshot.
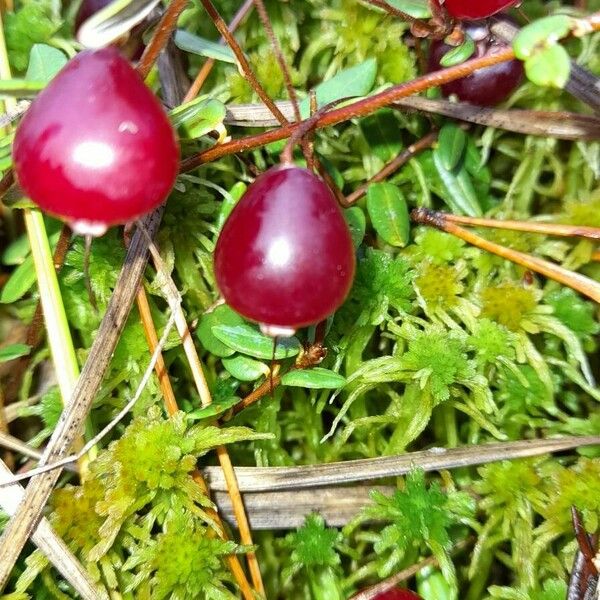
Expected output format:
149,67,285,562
214,165,356,336
373,589,423,600
428,19,524,106
439,0,519,20
12,48,179,235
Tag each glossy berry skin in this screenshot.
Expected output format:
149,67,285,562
214,166,355,333
428,20,524,106
13,48,179,234
440,0,518,20
373,589,423,600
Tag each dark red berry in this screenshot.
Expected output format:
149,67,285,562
373,589,423,600
428,19,524,106
440,0,518,20
13,48,179,235
214,165,355,335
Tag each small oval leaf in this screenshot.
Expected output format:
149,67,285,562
524,45,571,89
436,123,467,171
196,305,245,358
26,44,67,83
513,15,574,60
432,149,483,216
281,368,346,389
169,97,227,140
344,206,366,249
0,343,31,363
222,355,268,382
174,30,237,64
0,255,36,303
186,396,240,421
366,183,410,247
440,37,475,67
212,324,301,360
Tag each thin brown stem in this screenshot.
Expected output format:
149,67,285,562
182,0,254,103
181,48,515,172
411,208,600,304
253,0,300,123
441,213,600,240
135,287,255,600
362,0,435,35
142,239,264,596
136,0,190,80
200,0,288,126
345,130,438,206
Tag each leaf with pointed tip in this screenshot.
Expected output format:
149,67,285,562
281,368,347,389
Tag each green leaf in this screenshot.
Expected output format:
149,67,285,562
212,324,301,360
299,59,377,118
0,255,36,303
366,183,410,247
440,37,475,67
0,343,31,363
432,150,482,216
281,368,346,389
436,124,467,172
77,0,161,49
0,79,45,98
513,15,574,60
524,45,571,89
344,206,366,249
169,97,227,139
196,305,245,358
26,44,67,83
222,355,268,381
5,1,61,72
174,30,237,63
186,396,240,421
216,182,247,231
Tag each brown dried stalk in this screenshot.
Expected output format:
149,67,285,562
200,0,288,125
134,285,255,600
203,435,600,492
412,208,600,303
439,213,600,240
142,238,264,596
180,47,516,172
183,0,254,102
136,0,190,80
344,130,439,206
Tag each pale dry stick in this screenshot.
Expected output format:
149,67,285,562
411,208,600,304
182,0,254,103
200,0,288,126
0,208,165,591
0,459,107,599
0,311,177,488
440,213,600,240
134,287,255,600
224,99,600,141
0,11,192,582
141,231,265,596
203,435,600,492
0,431,45,461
